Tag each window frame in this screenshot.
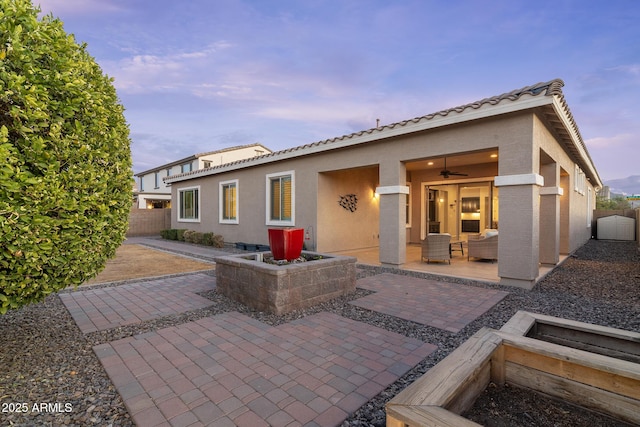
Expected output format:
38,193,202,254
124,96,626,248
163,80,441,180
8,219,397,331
587,187,592,227
178,186,200,222
219,179,239,224
405,183,412,228
265,171,295,226
181,162,193,174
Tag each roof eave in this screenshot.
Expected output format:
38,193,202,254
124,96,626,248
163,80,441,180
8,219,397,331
165,95,552,184
547,96,603,189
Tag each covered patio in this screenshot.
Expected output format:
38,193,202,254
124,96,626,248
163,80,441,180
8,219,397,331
333,244,565,284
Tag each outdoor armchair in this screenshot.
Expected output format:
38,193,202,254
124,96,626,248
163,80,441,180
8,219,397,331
467,231,498,262
421,233,451,264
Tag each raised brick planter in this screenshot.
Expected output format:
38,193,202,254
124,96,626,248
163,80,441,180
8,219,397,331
215,251,357,315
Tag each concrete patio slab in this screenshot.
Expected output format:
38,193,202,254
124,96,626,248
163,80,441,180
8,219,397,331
93,311,436,427
351,273,509,333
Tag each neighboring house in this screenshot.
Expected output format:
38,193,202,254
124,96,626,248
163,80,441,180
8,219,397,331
165,79,602,289
133,143,271,209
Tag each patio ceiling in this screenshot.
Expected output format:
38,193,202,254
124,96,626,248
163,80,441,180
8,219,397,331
405,150,499,172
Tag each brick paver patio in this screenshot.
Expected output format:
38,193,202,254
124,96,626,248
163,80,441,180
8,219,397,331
351,273,509,332
94,311,436,427
60,244,511,426
60,273,216,333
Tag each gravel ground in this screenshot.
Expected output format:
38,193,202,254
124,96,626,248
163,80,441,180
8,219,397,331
0,239,638,426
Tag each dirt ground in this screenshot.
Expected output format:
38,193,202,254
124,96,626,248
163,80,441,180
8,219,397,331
84,244,214,285
464,382,635,427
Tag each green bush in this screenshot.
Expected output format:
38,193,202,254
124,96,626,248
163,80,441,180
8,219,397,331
0,1,132,314
201,232,214,246
160,229,177,240
161,229,224,248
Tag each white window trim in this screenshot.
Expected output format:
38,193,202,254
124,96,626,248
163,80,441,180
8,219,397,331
574,165,586,195
266,170,295,226
587,187,592,227
178,185,200,223
219,179,239,224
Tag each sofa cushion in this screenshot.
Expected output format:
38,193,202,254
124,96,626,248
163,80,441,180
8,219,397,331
481,229,499,238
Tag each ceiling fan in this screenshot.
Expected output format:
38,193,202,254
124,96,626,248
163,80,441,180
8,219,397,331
440,157,468,178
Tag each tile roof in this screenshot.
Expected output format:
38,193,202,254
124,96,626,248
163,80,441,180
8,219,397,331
166,79,600,187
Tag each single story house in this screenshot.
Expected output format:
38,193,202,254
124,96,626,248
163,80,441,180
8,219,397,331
165,79,602,289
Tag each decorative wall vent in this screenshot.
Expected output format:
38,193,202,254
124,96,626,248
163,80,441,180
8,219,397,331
339,194,358,212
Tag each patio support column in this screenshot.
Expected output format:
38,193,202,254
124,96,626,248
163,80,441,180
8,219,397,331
495,173,543,289
377,161,407,267
539,162,562,266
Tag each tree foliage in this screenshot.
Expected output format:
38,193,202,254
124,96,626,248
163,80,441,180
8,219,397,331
0,0,132,313
596,196,631,210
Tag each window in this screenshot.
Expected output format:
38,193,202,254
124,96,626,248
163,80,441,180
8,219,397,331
139,177,144,191
181,162,192,174
154,172,159,189
266,171,295,225
203,161,212,169
179,186,200,222
574,165,586,195
166,168,172,177
219,180,238,224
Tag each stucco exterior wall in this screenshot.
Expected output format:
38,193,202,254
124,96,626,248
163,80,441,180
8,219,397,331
317,167,380,252
533,114,595,253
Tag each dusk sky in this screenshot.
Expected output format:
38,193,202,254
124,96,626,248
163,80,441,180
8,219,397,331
35,0,639,185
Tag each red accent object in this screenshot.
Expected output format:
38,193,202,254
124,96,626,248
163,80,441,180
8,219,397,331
268,228,304,261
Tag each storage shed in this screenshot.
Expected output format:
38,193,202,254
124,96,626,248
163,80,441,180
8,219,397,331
597,215,636,241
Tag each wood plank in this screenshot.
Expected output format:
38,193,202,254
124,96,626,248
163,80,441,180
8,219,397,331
386,405,482,427
388,328,501,407
499,310,536,335
534,323,640,363
490,344,506,385
447,359,491,415
523,312,640,342
496,331,640,382
503,343,640,399
385,416,407,427
505,362,640,425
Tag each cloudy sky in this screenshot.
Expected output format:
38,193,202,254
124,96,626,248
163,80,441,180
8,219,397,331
35,0,639,184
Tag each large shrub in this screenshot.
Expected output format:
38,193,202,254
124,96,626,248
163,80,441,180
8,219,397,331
0,1,132,313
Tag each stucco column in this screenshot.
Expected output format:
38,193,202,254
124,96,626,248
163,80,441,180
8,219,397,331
377,162,407,267
539,162,562,266
495,173,543,289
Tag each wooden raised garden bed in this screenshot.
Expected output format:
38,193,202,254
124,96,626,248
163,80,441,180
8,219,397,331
386,311,640,426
